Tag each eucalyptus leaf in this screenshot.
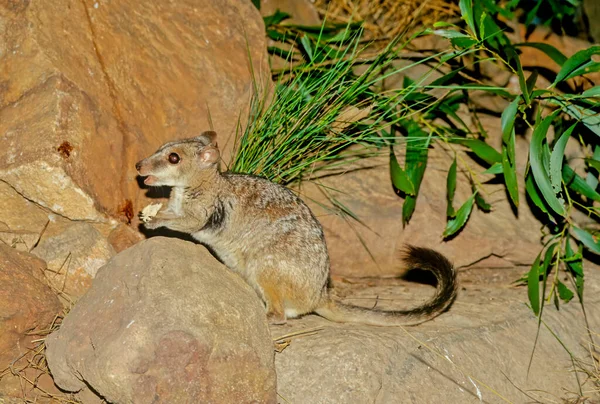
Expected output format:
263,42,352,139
443,193,475,238
483,162,503,175
549,123,577,194
501,97,520,143
529,112,565,216
562,165,600,201
514,42,567,66
557,281,574,303
527,251,542,316
447,157,457,217
450,138,502,165
553,45,600,85
572,226,600,255
390,147,415,196
459,0,476,35
502,129,519,207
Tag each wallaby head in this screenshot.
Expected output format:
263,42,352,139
136,131,220,187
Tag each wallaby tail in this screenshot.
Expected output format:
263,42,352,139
315,245,457,326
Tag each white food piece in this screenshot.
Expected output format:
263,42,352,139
140,203,163,223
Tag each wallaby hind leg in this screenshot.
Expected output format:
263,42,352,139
257,271,287,325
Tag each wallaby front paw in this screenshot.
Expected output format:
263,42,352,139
140,203,163,223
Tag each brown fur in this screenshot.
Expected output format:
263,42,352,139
136,132,458,326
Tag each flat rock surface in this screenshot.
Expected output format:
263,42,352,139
271,266,600,403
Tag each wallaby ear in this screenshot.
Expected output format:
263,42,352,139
199,131,217,146
199,146,220,165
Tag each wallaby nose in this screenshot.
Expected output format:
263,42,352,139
135,161,142,172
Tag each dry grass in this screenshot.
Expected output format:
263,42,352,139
0,311,80,403
313,0,460,44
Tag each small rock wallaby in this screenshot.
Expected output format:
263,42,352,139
135,132,457,326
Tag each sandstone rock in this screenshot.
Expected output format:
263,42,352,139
261,0,321,25
0,0,270,224
107,223,144,253
0,244,62,398
0,181,50,252
272,267,600,403
31,219,116,302
46,237,277,404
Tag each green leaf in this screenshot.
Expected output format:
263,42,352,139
553,45,600,85
525,172,549,215
586,146,600,189
527,252,542,316
299,35,314,62
525,70,539,98
433,29,471,39
459,0,476,35
562,165,600,201
502,129,519,207
557,281,574,303
529,112,565,216
514,43,567,66
447,157,457,217
572,226,600,255
263,10,291,27
506,47,530,105
585,157,600,172
251,0,260,10
483,162,503,175
450,37,479,48
402,122,429,225
443,193,475,238
560,101,600,137
549,123,577,194
563,61,600,82
565,238,584,300
501,97,520,143
472,182,491,212
450,138,502,165
582,86,600,97
390,147,415,196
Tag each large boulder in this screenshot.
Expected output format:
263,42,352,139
46,237,277,403
0,244,62,399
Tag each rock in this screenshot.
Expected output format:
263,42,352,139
107,223,144,253
45,237,277,404
0,0,270,224
31,219,116,302
272,266,600,403
0,244,62,399
261,0,321,25
0,181,50,252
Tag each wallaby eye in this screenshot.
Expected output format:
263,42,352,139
168,153,180,164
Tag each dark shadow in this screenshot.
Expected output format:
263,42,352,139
400,268,438,287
